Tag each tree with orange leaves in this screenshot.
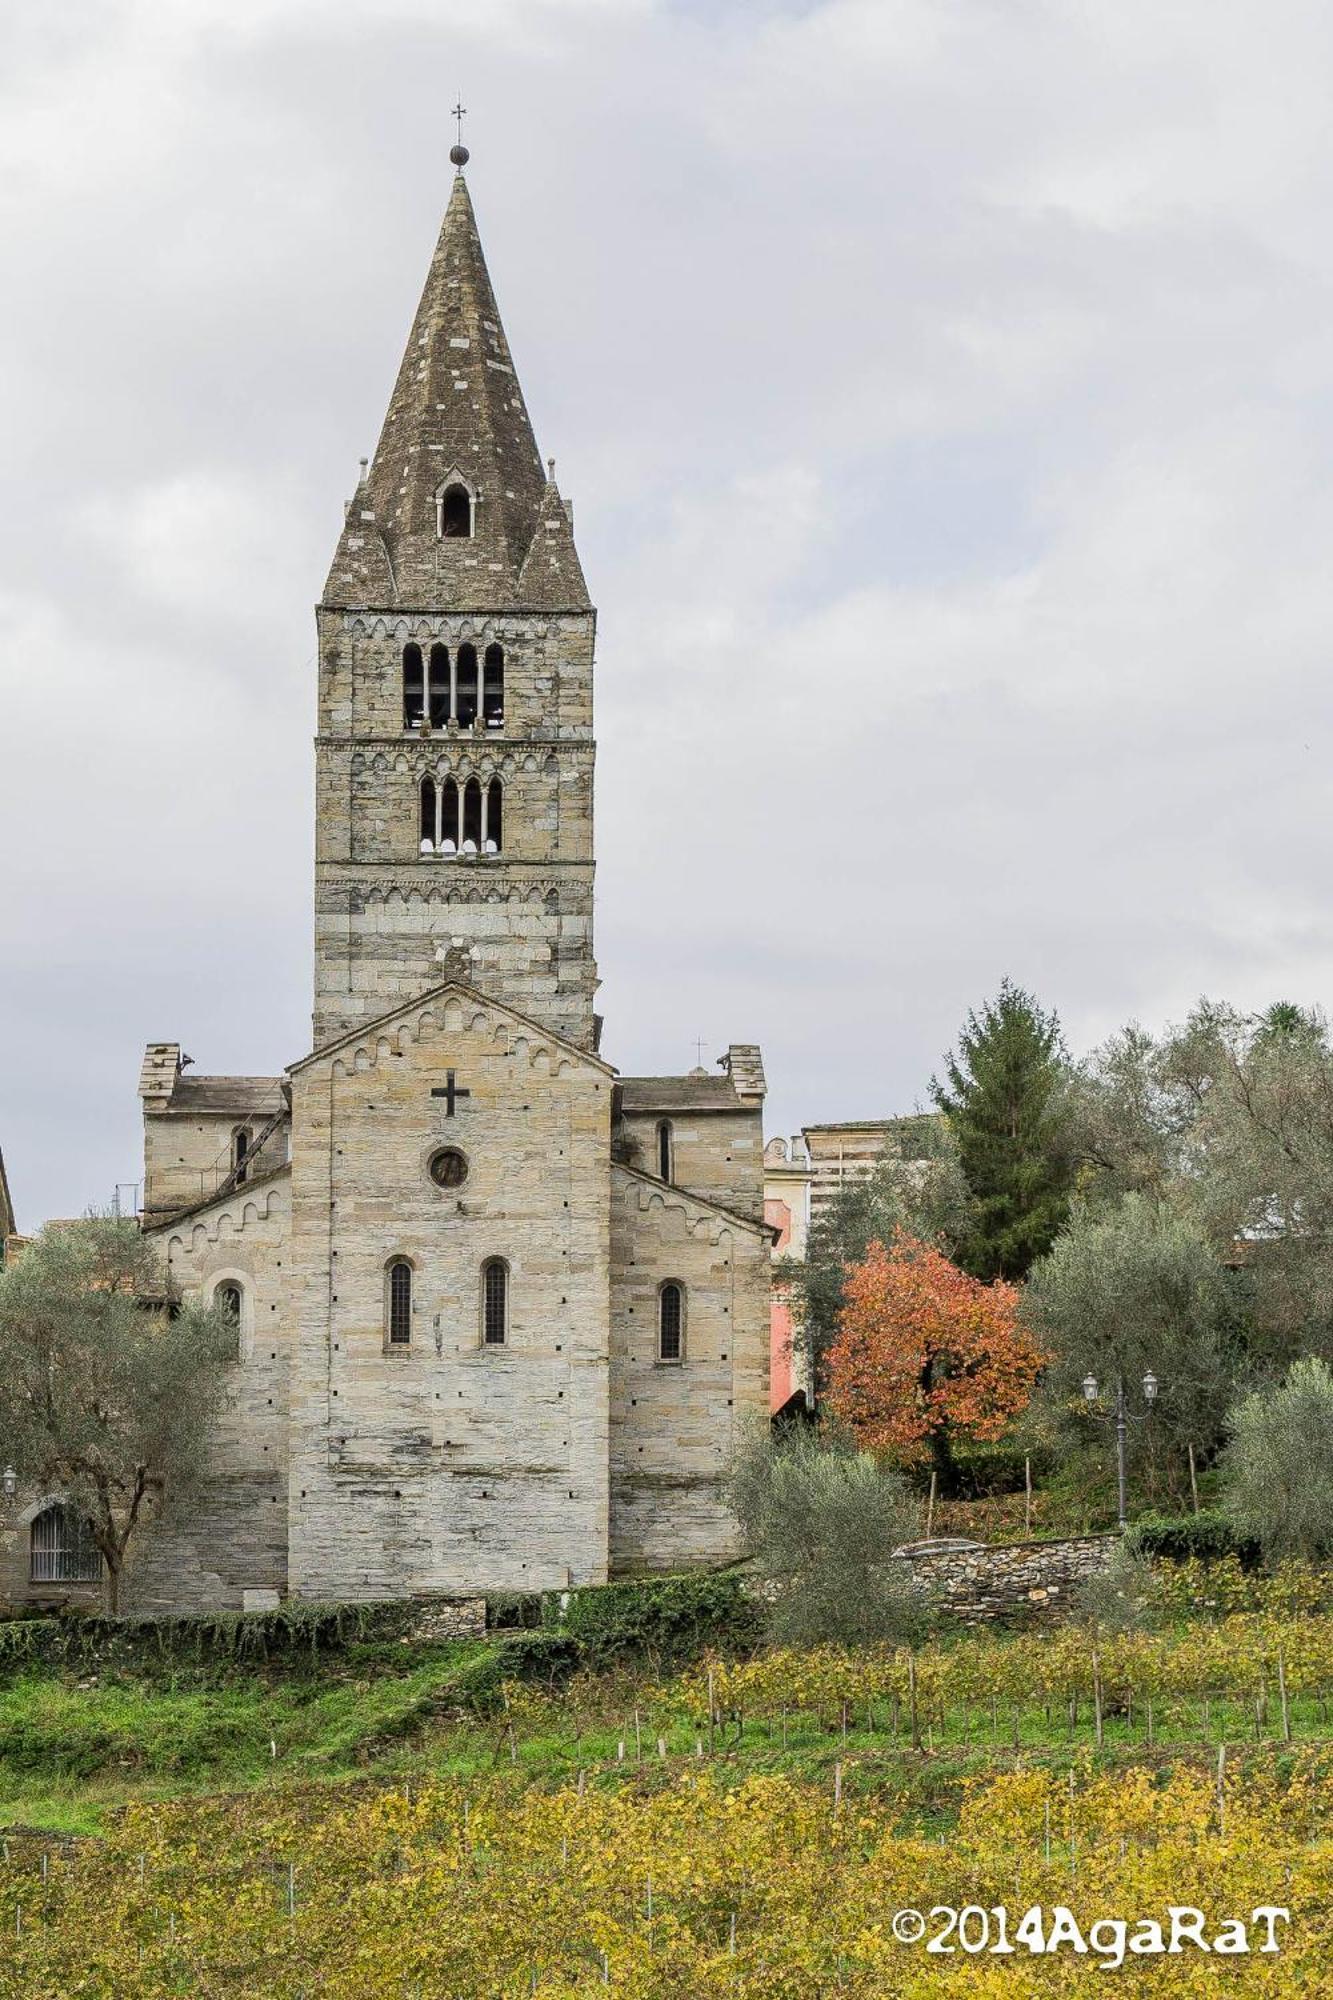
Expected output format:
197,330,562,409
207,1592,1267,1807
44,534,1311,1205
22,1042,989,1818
826,1230,1046,1489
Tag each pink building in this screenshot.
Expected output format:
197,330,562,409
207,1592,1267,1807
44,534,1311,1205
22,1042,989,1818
764,1137,812,1415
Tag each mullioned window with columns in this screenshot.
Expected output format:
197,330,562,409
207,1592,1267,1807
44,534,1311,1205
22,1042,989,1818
403,642,503,732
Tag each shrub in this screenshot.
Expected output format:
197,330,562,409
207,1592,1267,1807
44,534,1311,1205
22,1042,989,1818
1073,1545,1161,1635
542,1571,759,1668
1126,1510,1261,1569
1221,1357,1333,1563
723,1427,927,1647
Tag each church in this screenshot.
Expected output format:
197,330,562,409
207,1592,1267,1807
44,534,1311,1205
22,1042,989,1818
119,152,773,1613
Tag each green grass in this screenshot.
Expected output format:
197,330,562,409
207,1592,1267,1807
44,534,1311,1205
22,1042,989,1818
5,1623,1333,1838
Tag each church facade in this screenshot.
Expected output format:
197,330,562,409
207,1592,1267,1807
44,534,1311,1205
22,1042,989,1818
119,163,772,1613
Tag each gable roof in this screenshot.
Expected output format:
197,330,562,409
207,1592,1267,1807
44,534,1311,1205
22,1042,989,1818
289,976,616,1080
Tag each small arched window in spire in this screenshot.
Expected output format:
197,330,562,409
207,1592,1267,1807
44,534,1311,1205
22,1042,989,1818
482,1258,508,1346
656,1119,673,1183
420,776,437,853
658,1282,684,1363
439,776,459,855
485,778,503,855
483,643,504,728
438,483,472,538
428,643,449,727
402,643,424,729
387,1259,413,1346
456,643,478,728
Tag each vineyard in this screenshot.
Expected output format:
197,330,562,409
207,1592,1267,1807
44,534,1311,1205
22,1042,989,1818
3,1589,1333,1993
1,1758,1330,1995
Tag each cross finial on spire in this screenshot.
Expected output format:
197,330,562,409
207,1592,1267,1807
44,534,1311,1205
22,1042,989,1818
450,100,470,169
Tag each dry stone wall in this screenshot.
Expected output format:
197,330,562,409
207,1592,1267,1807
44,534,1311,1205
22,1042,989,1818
899,1534,1121,1623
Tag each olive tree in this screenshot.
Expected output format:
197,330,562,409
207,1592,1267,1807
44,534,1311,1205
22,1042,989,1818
0,1216,235,1611
1023,1194,1245,1503
1220,1357,1333,1563
723,1426,927,1645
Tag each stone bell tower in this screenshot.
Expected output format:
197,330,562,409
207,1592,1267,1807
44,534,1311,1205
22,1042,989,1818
313,148,599,1053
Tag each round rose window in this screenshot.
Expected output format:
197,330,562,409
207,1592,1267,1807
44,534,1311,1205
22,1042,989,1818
428,1147,469,1190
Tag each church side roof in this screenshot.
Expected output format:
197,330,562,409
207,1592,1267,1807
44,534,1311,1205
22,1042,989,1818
142,1160,291,1236
324,170,587,613
160,1076,287,1117
0,1146,15,1241
616,1075,748,1115
613,1162,780,1242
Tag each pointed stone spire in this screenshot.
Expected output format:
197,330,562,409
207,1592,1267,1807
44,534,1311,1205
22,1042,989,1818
517,463,591,610
324,169,582,610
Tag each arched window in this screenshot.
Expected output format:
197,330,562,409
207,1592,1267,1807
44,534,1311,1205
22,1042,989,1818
485,777,503,854
462,776,482,854
438,483,472,538
428,642,450,727
215,1281,242,1323
386,1259,413,1346
483,643,504,728
30,1504,102,1584
233,1127,251,1188
402,643,424,729
658,1282,684,1363
439,776,459,854
420,775,437,852
656,1119,673,1182
482,1258,508,1346
456,643,478,728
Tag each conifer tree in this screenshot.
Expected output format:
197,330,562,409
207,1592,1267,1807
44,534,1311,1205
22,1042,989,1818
931,979,1073,1281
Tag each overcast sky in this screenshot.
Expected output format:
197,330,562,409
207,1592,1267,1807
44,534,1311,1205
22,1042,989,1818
4,0,1333,1228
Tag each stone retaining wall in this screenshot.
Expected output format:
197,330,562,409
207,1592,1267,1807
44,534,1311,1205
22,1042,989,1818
403,1596,487,1642
898,1534,1121,1623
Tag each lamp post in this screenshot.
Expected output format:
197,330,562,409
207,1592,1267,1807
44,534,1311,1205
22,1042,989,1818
1083,1370,1159,1530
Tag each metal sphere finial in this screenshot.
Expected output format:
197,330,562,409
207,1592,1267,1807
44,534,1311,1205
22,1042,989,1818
450,99,469,170
450,144,470,168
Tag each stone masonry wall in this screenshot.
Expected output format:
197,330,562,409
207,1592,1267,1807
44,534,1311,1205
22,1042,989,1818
313,607,598,1052
286,986,614,1601
608,1165,771,1575
898,1534,1121,1623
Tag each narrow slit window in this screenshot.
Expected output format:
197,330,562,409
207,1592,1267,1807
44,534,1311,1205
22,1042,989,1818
402,643,424,728
482,1258,508,1345
387,1260,412,1345
420,776,437,852
456,643,478,728
428,643,450,727
483,643,504,727
485,777,502,854
656,1119,673,1182
439,777,459,854
658,1283,683,1363
439,483,472,537
30,1505,102,1584
233,1127,250,1187
462,777,482,853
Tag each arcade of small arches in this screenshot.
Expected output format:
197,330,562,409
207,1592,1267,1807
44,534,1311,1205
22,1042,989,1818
404,641,503,731
420,774,504,857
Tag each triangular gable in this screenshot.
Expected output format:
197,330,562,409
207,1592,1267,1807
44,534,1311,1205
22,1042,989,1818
289,976,616,1081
